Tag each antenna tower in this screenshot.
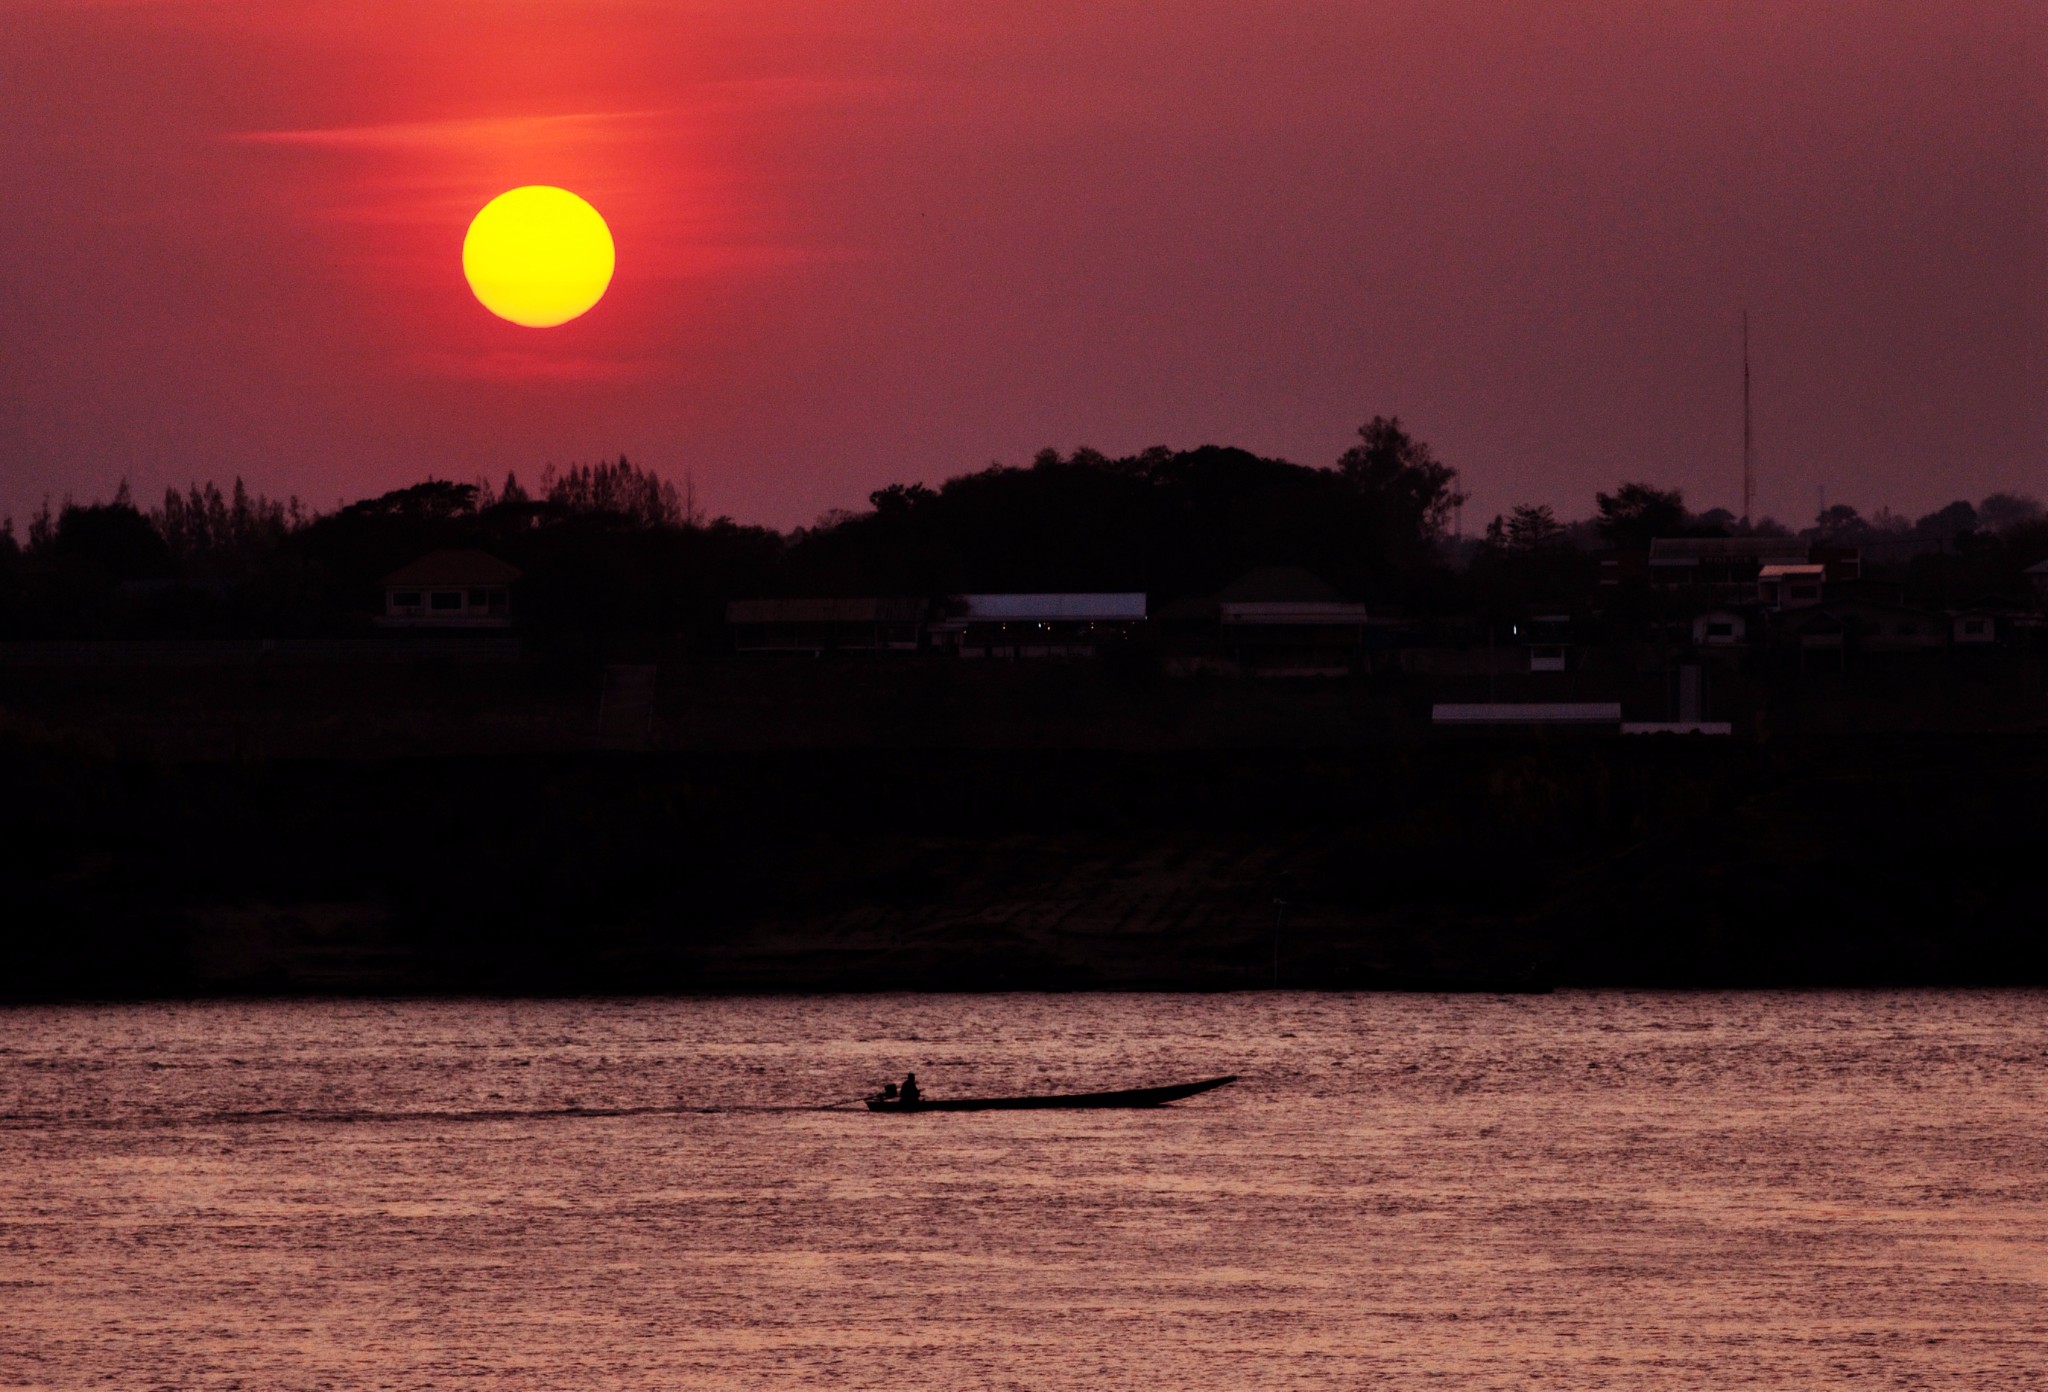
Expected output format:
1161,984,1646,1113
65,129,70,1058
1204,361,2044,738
1741,310,1755,528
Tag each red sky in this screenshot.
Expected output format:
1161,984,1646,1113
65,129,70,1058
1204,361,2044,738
3,1,2042,532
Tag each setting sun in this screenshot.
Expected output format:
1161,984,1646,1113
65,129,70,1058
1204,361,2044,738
461,185,615,328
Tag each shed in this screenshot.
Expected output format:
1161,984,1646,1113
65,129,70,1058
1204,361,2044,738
1947,599,2031,647
1775,602,1945,655
1649,536,1808,584
1515,613,1571,672
1209,568,1370,675
1432,702,1622,729
725,597,928,653
1834,601,1946,652
1647,537,1860,598
1757,564,1826,610
381,550,520,627
1691,609,1749,647
1777,608,1847,653
1951,609,2000,646
929,593,1147,657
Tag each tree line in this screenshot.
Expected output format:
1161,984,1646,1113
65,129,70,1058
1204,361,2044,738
4,421,2044,641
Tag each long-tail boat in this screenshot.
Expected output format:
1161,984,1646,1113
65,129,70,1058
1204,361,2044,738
865,1074,1237,1112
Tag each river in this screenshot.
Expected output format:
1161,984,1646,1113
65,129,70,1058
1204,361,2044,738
2,992,2044,1389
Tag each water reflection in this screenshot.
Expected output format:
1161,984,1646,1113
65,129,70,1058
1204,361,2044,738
2,992,2043,1388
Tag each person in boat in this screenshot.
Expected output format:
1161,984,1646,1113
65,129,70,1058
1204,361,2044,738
899,1072,920,1106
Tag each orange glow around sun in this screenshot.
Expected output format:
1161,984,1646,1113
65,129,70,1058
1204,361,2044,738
461,185,615,327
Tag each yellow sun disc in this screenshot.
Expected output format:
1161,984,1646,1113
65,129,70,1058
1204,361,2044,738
462,186,615,328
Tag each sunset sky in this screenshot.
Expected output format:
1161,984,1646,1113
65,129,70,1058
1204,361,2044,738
3,1,2041,533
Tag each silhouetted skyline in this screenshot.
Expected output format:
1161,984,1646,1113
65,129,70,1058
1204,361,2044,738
3,3,2041,536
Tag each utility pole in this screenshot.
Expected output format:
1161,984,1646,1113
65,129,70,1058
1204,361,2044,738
1742,310,1755,529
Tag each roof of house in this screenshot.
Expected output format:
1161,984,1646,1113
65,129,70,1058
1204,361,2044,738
383,549,522,587
1816,577,1907,605
1433,702,1623,724
1220,601,1371,625
1818,600,1943,618
1649,536,1810,566
1949,595,2031,614
1757,563,1825,579
727,597,928,625
951,593,1147,622
1217,566,1339,604
1782,601,1942,631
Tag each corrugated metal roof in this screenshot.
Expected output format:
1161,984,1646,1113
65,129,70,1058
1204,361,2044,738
1648,537,1809,566
956,593,1147,621
1432,702,1623,724
727,597,928,624
1220,601,1369,625
1216,566,1338,603
383,550,522,586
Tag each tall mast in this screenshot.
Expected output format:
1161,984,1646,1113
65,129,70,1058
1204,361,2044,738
1741,310,1754,528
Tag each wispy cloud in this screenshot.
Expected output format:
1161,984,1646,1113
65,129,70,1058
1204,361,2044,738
232,110,664,150
230,80,887,149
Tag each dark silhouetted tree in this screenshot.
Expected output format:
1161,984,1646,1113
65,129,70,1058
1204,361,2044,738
27,498,55,553
48,500,173,580
1485,504,1567,552
1336,417,1465,562
542,456,685,527
339,479,479,521
1812,504,1869,544
782,441,1417,600
1914,500,1979,541
1470,504,1591,614
1594,483,1687,548
1979,492,2044,534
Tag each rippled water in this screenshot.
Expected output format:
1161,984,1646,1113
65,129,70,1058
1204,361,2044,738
2,993,2045,1389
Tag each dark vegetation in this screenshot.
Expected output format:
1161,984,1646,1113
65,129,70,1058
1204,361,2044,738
4,727,2045,997
0,423,1474,643
9,424,2042,646
4,419,2046,997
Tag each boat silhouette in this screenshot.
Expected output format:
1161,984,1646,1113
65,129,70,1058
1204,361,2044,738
865,1074,1237,1112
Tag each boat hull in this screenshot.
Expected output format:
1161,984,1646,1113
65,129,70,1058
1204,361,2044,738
865,1074,1237,1112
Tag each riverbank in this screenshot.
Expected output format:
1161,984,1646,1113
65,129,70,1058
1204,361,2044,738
5,725,2044,998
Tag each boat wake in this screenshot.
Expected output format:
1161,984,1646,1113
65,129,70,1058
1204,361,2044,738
0,1099,873,1129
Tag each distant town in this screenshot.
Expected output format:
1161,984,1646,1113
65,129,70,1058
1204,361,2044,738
5,420,2047,999
5,419,2044,746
